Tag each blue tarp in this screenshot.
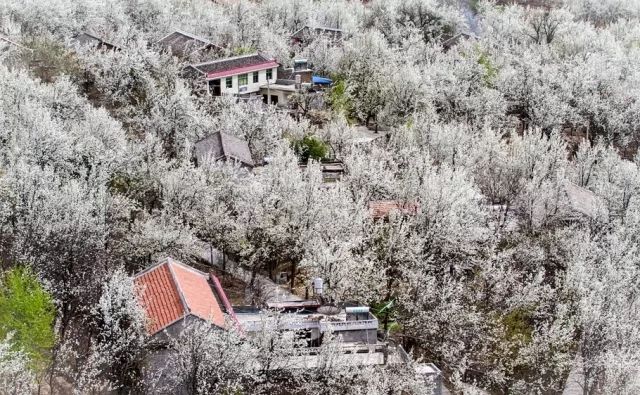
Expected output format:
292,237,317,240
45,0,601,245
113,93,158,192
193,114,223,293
312,75,333,85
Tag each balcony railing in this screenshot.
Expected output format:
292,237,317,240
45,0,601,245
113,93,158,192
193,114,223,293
241,316,378,333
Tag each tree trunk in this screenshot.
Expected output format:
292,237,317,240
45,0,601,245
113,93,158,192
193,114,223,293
290,261,296,291
222,247,226,272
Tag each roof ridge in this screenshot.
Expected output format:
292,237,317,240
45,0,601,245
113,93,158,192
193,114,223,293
217,131,228,158
133,257,168,279
1,36,28,50
173,29,211,44
294,25,343,33
166,258,190,315
79,31,100,41
191,52,268,67
168,257,210,277
74,31,119,48
308,25,343,31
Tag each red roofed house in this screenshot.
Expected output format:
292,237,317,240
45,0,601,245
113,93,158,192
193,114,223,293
369,200,419,220
184,53,279,100
134,257,230,337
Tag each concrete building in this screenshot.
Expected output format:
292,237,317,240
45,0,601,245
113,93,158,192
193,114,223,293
291,26,345,47
236,304,379,346
184,53,279,99
134,258,444,394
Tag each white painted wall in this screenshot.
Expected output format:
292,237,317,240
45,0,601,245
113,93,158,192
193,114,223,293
209,67,278,95
259,87,294,106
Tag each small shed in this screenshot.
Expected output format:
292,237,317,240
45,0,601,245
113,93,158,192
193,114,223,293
70,32,120,51
441,32,476,51
194,131,254,169
369,200,419,220
157,30,221,58
291,26,345,45
299,161,345,182
133,257,226,336
561,181,607,221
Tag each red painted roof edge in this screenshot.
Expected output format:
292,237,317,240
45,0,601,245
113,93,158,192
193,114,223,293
210,273,242,332
206,61,279,79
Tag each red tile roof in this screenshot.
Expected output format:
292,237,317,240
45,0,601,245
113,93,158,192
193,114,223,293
369,200,419,219
134,258,225,335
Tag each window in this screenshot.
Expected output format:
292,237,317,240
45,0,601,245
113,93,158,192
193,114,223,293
266,68,273,80
225,77,232,88
238,74,248,86
252,71,259,83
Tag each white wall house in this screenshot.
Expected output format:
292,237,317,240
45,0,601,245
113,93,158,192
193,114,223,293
185,53,278,97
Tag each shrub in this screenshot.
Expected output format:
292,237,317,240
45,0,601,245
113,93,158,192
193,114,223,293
291,135,329,162
0,267,56,370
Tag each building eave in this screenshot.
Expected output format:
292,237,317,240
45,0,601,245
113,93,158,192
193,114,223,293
204,60,279,80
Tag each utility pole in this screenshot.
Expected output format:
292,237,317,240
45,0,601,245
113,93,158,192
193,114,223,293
267,77,271,105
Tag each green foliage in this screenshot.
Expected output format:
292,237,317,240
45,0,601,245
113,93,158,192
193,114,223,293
21,37,82,83
501,308,534,344
469,0,480,14
0,267,56,369
232,46,257,56
371,299,401,333
477,51,498,87
291,135,329,162
327,79,354,121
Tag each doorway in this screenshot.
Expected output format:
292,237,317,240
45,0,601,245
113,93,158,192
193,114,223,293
209,79,221,96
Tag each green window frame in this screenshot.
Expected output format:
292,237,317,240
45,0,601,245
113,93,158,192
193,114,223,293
225,77,233,88
266,68,273,80
238,74,248,86
252,71,259,83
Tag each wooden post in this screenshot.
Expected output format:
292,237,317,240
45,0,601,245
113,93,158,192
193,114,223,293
209,243,214,267
290,261,296,291
222,247,226,272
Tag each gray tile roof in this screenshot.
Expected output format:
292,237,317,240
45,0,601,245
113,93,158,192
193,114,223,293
0,36,27,51
442,32,476,51
194,131,254,168
563,181,606,219
157,30,219,57
528,181,607,226
189,53,274,75
291,26,344,40
70,32,120,50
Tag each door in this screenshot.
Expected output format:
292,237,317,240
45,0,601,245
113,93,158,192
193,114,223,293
270,95,279,105
209,79,221,96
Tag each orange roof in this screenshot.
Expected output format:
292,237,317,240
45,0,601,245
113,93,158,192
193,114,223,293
134,258,225,335
369,200,418,219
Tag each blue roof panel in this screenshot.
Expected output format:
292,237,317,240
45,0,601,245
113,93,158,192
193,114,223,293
312,75,333,85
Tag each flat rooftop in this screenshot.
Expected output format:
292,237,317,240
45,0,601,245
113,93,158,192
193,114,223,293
234,306,378,333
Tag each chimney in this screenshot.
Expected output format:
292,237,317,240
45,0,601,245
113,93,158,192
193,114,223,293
312,277,323,296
